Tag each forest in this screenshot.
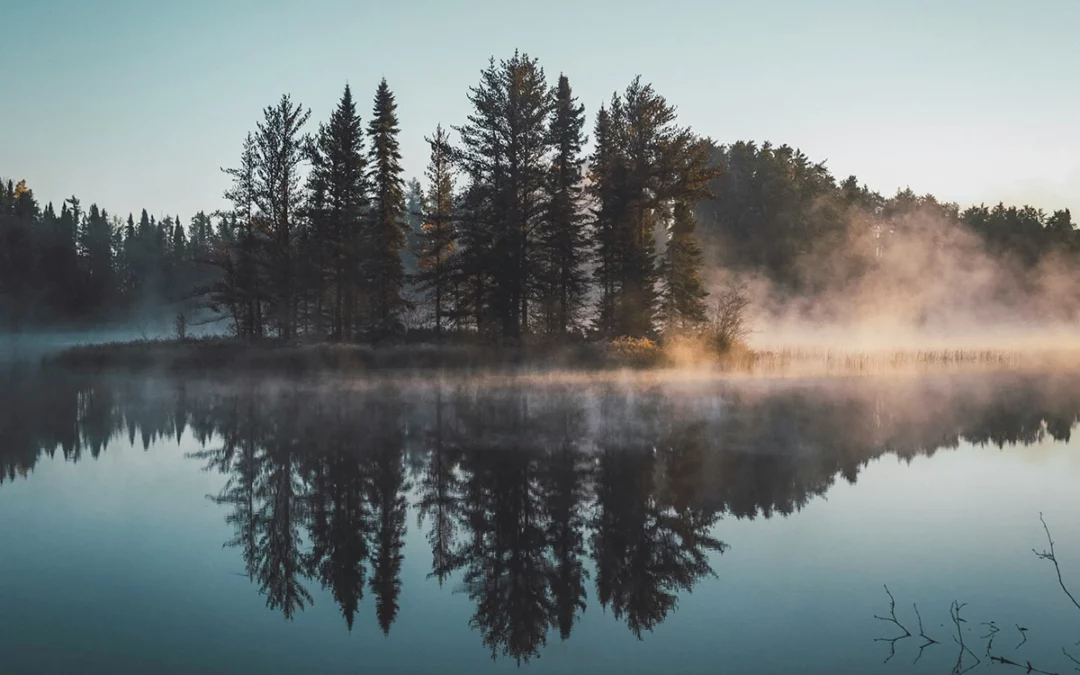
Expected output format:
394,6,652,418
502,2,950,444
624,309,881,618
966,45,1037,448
2,51,1078,345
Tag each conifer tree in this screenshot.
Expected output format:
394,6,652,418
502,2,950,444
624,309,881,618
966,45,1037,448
456,52,551,339
453,59,503,334
365,79,408,338
660,132,715,330
589,105,621,336
219,132,265,339
588,78,717,338
121,213,137,299
85,204,114,308
403,178,424,282
308,83,368,340
538,74,589,335
415,124,457,338
253,94,311,339
172,217,187,259
660,202,708,328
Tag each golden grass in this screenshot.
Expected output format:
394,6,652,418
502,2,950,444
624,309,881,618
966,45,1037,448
718,346,1078,376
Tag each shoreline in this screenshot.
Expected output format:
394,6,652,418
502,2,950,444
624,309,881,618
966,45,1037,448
38,338,1080,378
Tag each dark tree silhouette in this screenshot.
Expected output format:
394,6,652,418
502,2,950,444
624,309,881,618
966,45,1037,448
365,79,409,339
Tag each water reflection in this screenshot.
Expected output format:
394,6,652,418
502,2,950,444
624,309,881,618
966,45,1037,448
2,371,1079,663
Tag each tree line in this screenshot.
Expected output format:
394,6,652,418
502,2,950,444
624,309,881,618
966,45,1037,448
2,51,1077,339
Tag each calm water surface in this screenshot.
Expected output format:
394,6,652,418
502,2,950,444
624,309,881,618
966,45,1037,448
2,369,1079,674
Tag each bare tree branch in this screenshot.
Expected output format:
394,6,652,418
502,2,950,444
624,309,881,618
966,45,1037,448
951,600,981,675
988,654,1062,675
1034,513,1080,614
873,585,911,663
914,602,939,664
1063,647,1080,671
982,621,1000,655
1017,624,1029,650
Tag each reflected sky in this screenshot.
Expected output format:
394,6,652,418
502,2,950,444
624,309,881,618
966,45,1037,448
1,371,1079,674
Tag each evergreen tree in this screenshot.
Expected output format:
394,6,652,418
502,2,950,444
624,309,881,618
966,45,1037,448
589,105,621,336
456,52,552,340
588,78,717,338
404,178,424,280
452,59,503,335
0,180,38,327
415,124,457,338
659,132,715,329
538,74,589,336
80,204,114,310
254,95,311,339
121,213,137,299
660,202,708,328
218,132,266,339
307,83,368,340
365,79,409,339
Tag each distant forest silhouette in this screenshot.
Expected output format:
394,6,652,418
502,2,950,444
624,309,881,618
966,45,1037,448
2,371,1078,662
2,52,1078,340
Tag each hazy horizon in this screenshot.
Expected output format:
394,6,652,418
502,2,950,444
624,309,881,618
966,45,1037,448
3,0,1079,220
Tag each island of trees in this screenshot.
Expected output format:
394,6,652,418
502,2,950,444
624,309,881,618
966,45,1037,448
2,51,1078,356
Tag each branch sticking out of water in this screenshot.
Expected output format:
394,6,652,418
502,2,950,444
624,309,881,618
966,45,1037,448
982,621,1000,655
951,601,981,675
1017,624,1029,650
874,585,911,663
914,603,939,663
1034,513,1080,614
988,655,1063,675
1062,648,1080,672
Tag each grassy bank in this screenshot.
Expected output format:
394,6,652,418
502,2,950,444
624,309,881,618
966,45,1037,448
43,338,633,373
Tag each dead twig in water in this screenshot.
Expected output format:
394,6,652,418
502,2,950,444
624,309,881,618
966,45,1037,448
988,654,1062,675
1016,624,1029,650
1034,513,1080,614
913,602,939,663
982,621,1000,655
1063,648,1080,671
951,601,981,675
874,585,911,663
1062,643,1080,669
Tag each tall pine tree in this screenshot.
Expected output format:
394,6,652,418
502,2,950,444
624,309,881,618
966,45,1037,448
415,124,457,338
538,74,589,336
254,95,310,339
659,133,715,330
365,79,409,339
308,83,368,340
456,52,551,340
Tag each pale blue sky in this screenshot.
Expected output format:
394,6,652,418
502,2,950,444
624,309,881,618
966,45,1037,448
2,0,1078,221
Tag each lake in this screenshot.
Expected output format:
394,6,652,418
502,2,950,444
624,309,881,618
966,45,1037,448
2,368,1079,674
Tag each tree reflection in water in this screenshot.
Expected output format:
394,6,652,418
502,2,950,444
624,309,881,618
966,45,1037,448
3,370,1080,662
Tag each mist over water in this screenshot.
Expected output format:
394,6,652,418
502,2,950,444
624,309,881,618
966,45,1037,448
698,182,1080,353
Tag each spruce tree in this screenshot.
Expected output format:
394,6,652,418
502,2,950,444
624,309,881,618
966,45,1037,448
122,213,137,299
613,79,669,337
660,202,708,329
415,124,457,338
588,78,717,338
365,79,408,339
453,58,503,334
403,178,424,282
539,74,589,336
456,52,551,340
589,105,621,336
308,83,368,340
